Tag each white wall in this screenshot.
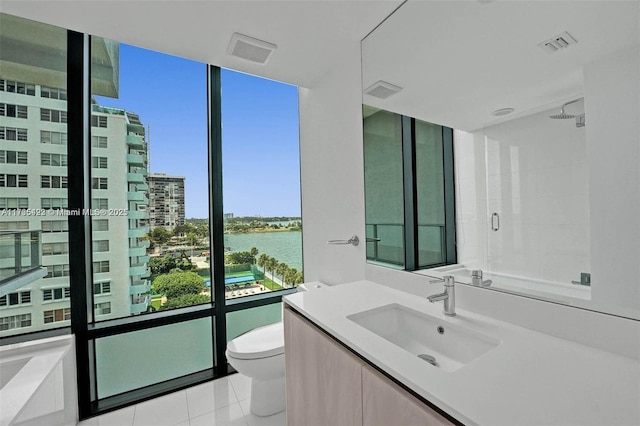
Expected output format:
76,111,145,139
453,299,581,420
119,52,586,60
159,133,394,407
584,46,640,311
299,44,367,285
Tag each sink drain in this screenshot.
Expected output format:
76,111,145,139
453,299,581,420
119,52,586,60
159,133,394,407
418,354,438,366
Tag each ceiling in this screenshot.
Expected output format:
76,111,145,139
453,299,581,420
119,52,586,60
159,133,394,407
0,0,402,89
362,0,640,131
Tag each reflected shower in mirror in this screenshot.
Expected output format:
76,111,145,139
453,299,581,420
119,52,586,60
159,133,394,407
454,101,591,302
361,0,639,319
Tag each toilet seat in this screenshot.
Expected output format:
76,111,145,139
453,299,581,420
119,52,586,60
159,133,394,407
226,322,284,360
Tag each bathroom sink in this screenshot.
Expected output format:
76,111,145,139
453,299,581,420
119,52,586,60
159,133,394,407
347,304,499,372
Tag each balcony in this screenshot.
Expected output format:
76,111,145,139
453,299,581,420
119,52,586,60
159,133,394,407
131,239,150,249
126,134,145,149
130,263,150,278
0,230,47,297
128,245,148,257
130,280,151,295
136,254,150,265
127,192,148,202
130,295,150,314
127,172,146,183
128,227,148,238
128,210,149,219
127,153,146,167
92,105,125,116
136,184,149,191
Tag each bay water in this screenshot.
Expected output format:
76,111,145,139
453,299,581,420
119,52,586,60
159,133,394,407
224,231,303,271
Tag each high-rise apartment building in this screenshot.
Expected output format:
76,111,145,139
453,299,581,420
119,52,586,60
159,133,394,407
0,29,151,336
148,173,185,230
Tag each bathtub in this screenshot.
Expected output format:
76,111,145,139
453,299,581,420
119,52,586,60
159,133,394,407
0,335,76,426
420,264,591,301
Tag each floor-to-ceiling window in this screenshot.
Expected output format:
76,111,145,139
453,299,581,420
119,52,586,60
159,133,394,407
90,39,210,320
0,13,301,420
87,38,215,403
221,70,301,340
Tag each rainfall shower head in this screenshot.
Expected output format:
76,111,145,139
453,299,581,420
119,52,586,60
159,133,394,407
549,98,582,119
549,108,575,119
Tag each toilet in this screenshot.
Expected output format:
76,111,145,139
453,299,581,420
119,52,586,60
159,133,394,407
225,282,324,416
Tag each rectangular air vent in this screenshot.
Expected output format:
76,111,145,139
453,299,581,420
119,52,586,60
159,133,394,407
364,80,403,99
538,31,577,54
227,33,277,64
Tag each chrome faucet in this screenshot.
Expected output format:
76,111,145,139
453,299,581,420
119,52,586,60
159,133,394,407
471,269,492,287
427,275,456,316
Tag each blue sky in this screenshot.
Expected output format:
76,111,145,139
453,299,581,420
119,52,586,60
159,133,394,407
95,43,300,218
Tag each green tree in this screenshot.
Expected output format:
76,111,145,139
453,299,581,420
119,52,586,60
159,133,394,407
266,257,277,281
172,224,192,237
153,271,204,298
227,251,255,265
149,227,171,254
249,247,259,263
294,271,304,285
178,257,194,271
186,232,199,257
276,262,288,287
284,267,298,286
195,225,209,238
257,253,269,275
160,293,210,310
149,255,178,275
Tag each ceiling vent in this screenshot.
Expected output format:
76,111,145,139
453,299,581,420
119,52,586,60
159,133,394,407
364,80,403,99
227,33,277,64
538,31,577,54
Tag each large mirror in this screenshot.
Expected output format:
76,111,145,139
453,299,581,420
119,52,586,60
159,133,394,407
362,1,639,320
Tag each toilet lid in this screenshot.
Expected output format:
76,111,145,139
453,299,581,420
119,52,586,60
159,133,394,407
226,322,284,360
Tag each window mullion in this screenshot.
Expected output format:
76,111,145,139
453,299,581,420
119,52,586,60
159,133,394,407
402,116,418,270
207,65,227,375
442,127,456,264
67,30,94,419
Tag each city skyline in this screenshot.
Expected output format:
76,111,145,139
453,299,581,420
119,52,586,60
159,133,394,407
95,43,301,219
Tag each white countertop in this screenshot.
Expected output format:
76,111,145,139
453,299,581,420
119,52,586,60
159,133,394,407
284,280,640,426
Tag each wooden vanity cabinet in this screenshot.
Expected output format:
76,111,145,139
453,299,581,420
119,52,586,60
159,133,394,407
284,305,456,426
284,306,364,425
362,365,453,426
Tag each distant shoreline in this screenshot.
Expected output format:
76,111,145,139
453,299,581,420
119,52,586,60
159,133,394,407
224,228,301,235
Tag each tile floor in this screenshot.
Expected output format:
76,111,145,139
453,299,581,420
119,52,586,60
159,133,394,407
78,373,286,426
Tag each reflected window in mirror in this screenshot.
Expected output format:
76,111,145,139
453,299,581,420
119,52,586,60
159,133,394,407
363,106,456,271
